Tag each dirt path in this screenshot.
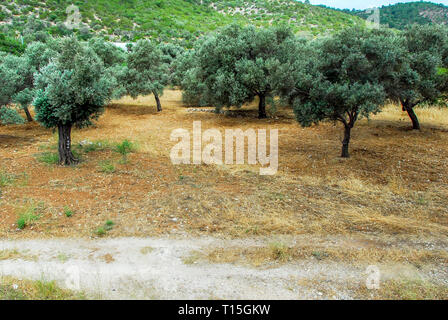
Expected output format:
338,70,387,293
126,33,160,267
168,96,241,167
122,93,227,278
1,236,447,299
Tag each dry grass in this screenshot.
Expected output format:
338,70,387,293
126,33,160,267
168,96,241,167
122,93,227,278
355,279,448,300
186,242,448,268
0,91,447,241
0,249,37,261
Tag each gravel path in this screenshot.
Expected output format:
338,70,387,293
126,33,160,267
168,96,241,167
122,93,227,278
0,236,446,299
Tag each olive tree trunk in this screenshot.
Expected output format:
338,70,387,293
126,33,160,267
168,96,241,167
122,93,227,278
341,124,351,158
23,105,33,122
57,124,78,166
153,91,162,112
402,101,420,130
258,94,267,119
405,106,420,130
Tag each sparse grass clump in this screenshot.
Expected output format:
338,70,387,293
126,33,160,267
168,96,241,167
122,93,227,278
37,152,59,165
105,220,114,230
94,220,115,237
115,139,135,163
0,171,16,187
98,160,115,173
77,140,111,153
63,206,74,218
16,204,41,230
94,227,106,237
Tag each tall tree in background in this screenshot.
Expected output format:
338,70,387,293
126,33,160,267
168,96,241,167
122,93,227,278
34,37,113,165
388,25,448,130
275,28,401,158
122,40,169,112
180,24,298,118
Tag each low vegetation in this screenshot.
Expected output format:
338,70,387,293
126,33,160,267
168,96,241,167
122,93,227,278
0,277,84,300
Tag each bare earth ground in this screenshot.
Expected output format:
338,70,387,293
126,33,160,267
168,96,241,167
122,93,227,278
0,90,447,299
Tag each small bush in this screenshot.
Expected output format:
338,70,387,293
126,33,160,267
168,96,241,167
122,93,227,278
94,227,106,236
63,206,74,218
105,220,114,230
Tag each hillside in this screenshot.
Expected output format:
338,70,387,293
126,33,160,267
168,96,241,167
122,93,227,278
0,0,364,44
341,1,448,30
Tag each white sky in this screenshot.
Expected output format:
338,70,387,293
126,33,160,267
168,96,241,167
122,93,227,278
309,0,448,10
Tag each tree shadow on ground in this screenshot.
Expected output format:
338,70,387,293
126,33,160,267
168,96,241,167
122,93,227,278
107,103,160,116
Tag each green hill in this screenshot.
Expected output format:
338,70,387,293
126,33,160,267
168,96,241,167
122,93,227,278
340,1,448,30
0,0,364,44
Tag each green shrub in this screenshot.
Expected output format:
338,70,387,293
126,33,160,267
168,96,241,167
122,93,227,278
63,206,74,218
16,205,41,230
94,227,106,236
105,220,114,230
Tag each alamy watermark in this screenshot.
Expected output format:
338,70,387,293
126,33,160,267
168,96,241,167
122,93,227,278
170,121,278,175
65,5,82,30
366,7,380,29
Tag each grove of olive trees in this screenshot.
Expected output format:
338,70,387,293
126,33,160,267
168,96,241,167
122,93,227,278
1,23,447,162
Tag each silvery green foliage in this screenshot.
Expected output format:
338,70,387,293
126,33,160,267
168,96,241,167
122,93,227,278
1,54,33,106
121,40,169,99
388,25,448,107
275,27,401,157
34,37,113,129
159,42,186,86
0,106,25,125
279,28,402,125
0,42,55,122
180,24,297,111
24,41,56,71
87,38,127,100
0,59,21,107
88,38,126,68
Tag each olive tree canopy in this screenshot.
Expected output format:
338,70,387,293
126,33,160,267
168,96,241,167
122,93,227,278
120,40,169,112
275,28,402,157
180,24,298,118
34,37,114,165
387,25,448,130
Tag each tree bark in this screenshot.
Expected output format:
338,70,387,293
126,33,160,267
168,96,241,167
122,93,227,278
405,105,420,130
258,94,267,119
341,124,351,158
153,91,162,112
57,124,78,166
23,105,33,122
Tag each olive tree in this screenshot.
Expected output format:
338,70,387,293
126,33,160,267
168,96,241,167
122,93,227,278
0,60,24,125
0,42,56,123
387,25,448,130
181,24,297,118
33,37,113,165
88,38,126,68
0,54,34,121
276,28,401,158
121,40,169,112
159,42,186,87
